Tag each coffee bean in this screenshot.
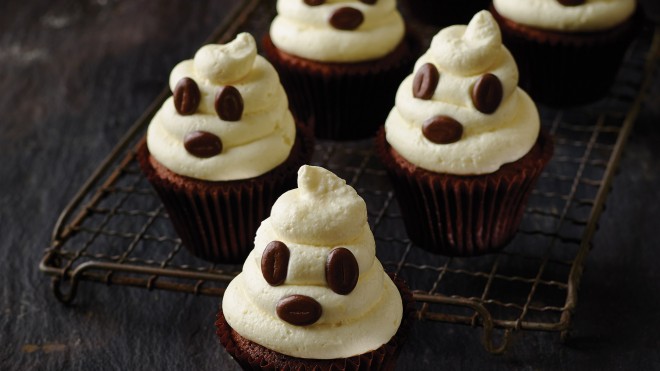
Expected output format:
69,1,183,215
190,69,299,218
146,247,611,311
304,0,325,5
215,86,243,121
330,7,364,31
422,116,463,144
359,0,377,4
276,295,322,326
557,0,585,6
413,63,439,100
261,241,290,287
472,73,503,114
326,248,359,295
173,77,200,115
184,131,222,158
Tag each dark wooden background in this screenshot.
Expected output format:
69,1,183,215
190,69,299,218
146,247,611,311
2,0,659,369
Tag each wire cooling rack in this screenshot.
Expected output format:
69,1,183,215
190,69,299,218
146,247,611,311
39,0,660,354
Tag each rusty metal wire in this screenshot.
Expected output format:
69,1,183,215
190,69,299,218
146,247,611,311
39,0,660,354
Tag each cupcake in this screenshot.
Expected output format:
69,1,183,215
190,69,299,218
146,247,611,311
404,0,490,27
137,33,313,264
217,165,414,370
262,0,418,140
491,0,639,106
376,11,554,256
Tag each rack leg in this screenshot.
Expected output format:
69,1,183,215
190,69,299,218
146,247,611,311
51,276,79,305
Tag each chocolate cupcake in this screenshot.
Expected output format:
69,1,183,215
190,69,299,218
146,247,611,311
404,0,490,27
218,166,414,370
491,0,639,106
137,33,313,264
263,0,418,140
377,11,553,256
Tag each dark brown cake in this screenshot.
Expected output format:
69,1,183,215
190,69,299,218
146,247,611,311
216,274,415,371
490,4,640,106
376,128,554,256
404,0,490,27
262,33,419,140
137,124,313,264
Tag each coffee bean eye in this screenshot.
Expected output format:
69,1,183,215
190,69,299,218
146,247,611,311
330,7,364,31
173,77,200,115
261,241,290,286
472,73,503,114
184,131,223,158
304,0,325,5
215,85,244,121
557,0,585,6
326,248,359,295
413,63,439,100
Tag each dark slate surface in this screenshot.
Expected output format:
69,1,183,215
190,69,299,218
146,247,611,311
1,1,659,370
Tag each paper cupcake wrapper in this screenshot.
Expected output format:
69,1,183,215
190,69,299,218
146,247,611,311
263,34,419,141
137,124,314,264
215,274,415,371
491,6,640,107
405,0,490,27
376,129,553,256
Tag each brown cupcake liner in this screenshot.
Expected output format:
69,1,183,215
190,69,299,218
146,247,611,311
262,33,419,141
491,5,641,107
216,273,415,371
136,123,314,264
404,0,490,27
376,128,554,256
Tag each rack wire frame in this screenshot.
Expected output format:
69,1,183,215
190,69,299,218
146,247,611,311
39,0,660,354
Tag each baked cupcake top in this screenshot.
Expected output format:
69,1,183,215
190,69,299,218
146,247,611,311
146,33,295,181
384,11,539,175
222,165,403,359
493,0,636,32
270,0,405,62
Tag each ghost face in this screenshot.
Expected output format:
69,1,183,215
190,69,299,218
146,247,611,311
302,0,382,31
411,63,504,145
260,240,359,326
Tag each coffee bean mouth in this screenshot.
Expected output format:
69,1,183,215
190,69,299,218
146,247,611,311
276,295,323,326
422,115,464,145
329,7,364,31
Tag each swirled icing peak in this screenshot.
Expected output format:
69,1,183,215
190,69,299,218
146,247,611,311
493,0,636,32
431,10,502,75
193,32,257,84
270,165,367,246
146,33,296,181
222,165,403,359
384,11,540,175
270,0,405,62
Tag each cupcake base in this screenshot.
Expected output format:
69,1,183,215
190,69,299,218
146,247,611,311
262,33,419,141
136,124,314,264
491,5,640,107
404,0,490,27
216,274,414,371
376,128,553,257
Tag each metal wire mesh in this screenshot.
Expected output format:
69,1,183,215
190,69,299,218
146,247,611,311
39,0,659,354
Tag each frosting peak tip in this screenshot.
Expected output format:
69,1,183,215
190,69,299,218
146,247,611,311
193,32,257,84
298,165,347,196
430,10,502,75
464,11,501,43
270,166,366,246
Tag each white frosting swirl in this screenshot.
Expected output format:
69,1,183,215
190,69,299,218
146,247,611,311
384,11,540,175
146,33,296,181
270,0,405,62
223,166,403,359
493,0,636,32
